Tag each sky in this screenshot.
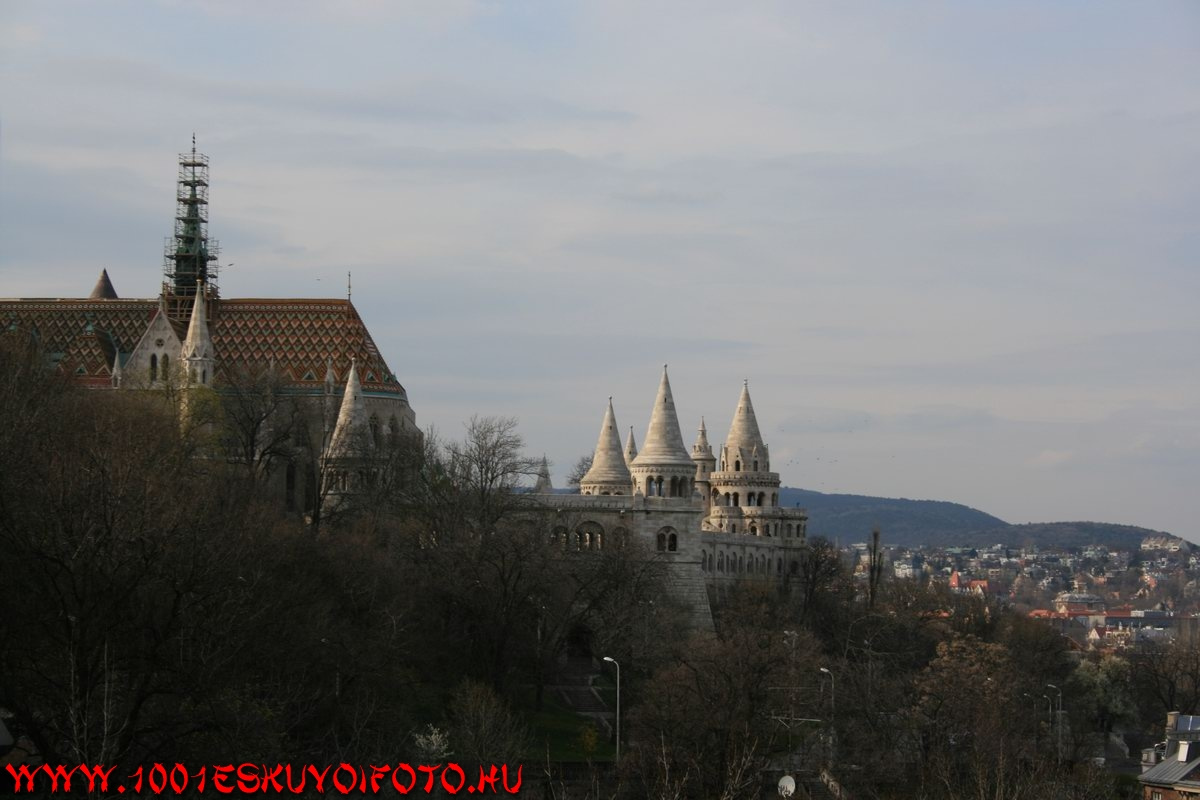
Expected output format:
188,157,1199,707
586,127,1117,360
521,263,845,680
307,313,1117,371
1,1,1197,539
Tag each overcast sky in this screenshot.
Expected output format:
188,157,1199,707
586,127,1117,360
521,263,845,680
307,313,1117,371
1,1,1197,538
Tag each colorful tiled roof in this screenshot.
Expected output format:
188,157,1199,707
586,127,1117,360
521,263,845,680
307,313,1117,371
0,297,406,399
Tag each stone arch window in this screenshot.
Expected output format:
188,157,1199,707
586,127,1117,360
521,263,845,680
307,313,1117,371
758,492,766,506
668,533,678,552
655,475,664,496
735,459,741,471
724,492,732,506
645,476,654,496
753,460,758,471
733,492,740,506
149,353,158,383
750,524,757,535
669,476,679,497
656,532,667,551
162,354,169,380
786,523,793,537
718,552,724,573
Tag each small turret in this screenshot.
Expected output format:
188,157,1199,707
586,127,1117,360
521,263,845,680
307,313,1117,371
580,397,632,495
692,417,716,509
327,359,372,458
89,269,118,300
181,282,215,387
534,455,554,493
624,426,638,467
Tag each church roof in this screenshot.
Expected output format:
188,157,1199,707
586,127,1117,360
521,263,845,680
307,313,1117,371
0,296,407,399
631,366,692,467
724,381,767,457
581,397,632,487
89,269,118,299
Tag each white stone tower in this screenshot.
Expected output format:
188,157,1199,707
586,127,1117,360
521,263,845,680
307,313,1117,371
706,381,785,535
580,398,633,495
691,417,716,511
629,366,696,499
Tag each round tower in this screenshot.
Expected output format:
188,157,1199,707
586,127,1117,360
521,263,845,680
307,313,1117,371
629,366,696,499
691,417,716,511
579,398,632,495
706,381,786,535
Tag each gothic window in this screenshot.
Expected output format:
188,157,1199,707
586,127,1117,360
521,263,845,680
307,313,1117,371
668,533,677,552
162,354,169,378
150,353,158,383
725,492,731,506
657,532,667,551
733,492,740,506
735,459,741,471
758,492,766,506
645,476,654,496
655,475,664,496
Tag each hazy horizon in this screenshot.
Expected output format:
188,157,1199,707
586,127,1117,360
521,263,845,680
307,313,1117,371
1,2,1196,539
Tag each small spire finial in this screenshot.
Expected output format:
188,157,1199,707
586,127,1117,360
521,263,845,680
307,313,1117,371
192,132,196,156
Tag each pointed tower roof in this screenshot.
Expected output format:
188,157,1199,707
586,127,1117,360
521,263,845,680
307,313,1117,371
581,397,632,486
182,284,214,360
328,359,371,457
624,426,638,466
724,380,768,457
692,417,712,457
534,455,553,493
89,269,118,299
632,366,692,466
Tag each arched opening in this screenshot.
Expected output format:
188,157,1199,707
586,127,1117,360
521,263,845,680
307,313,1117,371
149,354,158,383
655,475,664,496
733,492,740,506
735,459,741,471
786,523,793,537
750,524,757,535
758,492,766,506
753,460,758,471
161,354,169,380
656,532,666,551
717,552,725,573
668,533,678,552
669,476,679,497
724,492,732,506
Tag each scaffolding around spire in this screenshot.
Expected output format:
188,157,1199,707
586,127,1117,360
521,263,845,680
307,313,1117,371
163,142,220,310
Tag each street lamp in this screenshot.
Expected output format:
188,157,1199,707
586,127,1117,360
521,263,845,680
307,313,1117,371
603,656,620,765
1047,684,1063,759
819,667,836,765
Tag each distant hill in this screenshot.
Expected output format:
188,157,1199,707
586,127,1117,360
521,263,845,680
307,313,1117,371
779,487,1182,551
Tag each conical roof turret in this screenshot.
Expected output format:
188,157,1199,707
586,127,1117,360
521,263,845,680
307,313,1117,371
624,426,638,466
328,359,372,457
534,455,553,493
724,380,768,467
580,398,632,487
182,283,213,361
632,366,692,466
89,269,118,299
692,417,711,456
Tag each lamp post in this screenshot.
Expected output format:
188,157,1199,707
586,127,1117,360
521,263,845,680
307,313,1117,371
603,656,620,766
819,667,836,766
1047,683,1063,760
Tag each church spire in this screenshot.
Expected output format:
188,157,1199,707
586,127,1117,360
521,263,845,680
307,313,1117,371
580,397,632,494
624,426,638,467
165,140,220,298
181,282,214,386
